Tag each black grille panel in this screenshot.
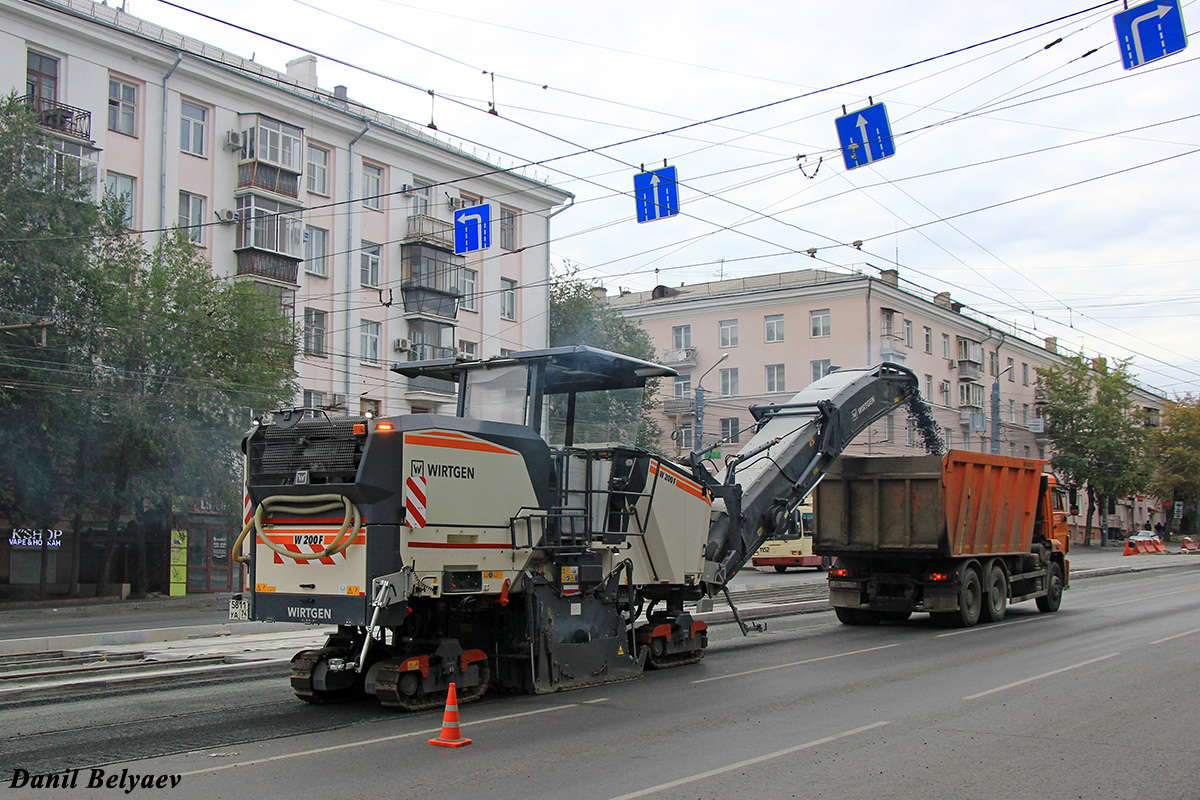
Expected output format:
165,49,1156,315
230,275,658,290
250,418,364,485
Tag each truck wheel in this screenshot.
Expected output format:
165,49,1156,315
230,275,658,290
955,567,982,627
834,607,882,625
1036,562,1064,613
982,565,1007,623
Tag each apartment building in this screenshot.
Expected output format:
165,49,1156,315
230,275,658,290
1,0,570,596
2,0,571,420
609,266,1167,536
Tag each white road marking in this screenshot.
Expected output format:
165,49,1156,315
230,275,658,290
176,703,579,777
1094,587,1198,609
963,652,1121,700
604,721,890,800
691,643,900,684
1151,627,1200,645
937,615,1049,637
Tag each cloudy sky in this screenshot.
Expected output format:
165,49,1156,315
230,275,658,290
132,0,1200,396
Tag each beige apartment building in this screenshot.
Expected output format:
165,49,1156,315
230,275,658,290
609,267,1167,537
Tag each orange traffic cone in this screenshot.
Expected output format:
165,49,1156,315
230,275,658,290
428,682,472,748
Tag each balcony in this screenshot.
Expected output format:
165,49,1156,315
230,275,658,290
402,346,457,397
21,95,92,141
662,347,697,368
880,333,905,363
662,397,695,415
401,243,463,320
955,360,983,382
404,214,454,249
236,251,299,285
238,162,299,199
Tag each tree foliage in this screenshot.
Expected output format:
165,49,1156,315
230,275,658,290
1150,394,1200,533
0,95,298,595
548,272,663,451
1038,356,1150,544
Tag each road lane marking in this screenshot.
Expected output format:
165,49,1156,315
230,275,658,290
963,652,1120,700
604,721,890,800
175,703,579,777
937,615,1049,637
1094,587,1198,609
691,643,900,684
1151,627,1200,644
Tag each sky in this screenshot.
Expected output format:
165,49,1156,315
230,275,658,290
127,0,1200,397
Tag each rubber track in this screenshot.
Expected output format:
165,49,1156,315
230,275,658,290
374,657,489,712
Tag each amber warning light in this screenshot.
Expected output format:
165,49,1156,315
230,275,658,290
375,422,395,432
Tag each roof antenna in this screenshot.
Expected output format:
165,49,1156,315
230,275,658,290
427,90,437,130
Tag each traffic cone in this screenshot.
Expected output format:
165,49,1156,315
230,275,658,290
428,682,472,748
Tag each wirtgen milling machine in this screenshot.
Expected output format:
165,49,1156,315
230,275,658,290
233,347,918,709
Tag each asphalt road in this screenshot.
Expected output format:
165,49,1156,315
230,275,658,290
3,564,1197,800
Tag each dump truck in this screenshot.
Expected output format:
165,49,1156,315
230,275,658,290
232,347,922,707
814,451,1072,627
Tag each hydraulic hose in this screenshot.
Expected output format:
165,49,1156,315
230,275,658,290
233,494,362,563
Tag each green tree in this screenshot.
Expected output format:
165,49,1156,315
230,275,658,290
1150,395,1200,535
548,272,663,451
1039,356,1149,546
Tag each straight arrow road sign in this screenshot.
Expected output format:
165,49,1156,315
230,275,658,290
454,204,491,254
1114,0,1187,69
634,166,680,223
834,103,896,171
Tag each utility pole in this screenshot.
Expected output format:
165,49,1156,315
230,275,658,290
694,353,729,455
990,364,1014,454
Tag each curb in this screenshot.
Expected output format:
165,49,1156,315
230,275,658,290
0,621,310,656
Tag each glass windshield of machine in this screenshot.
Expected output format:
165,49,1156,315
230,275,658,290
546,386,646,448
464,364,529,426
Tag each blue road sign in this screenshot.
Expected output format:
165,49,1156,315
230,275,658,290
634,166,680,223
1114,0,1187,70
454,204,491,254
834,103,896,171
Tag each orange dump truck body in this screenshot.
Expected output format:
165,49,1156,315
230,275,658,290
815,451,1045,557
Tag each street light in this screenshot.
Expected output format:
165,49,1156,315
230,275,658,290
694,352,729,454
990,363,1014,455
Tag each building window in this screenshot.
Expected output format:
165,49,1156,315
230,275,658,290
924,374,933,399
1007,357,1015,381
1023,403,1030,424
719,368,738,397
1024,445,1032,458
810,308,831,338
719,319,738,348
105,172,135,228
245,117,303,171
903,319,913,348
304,226,328,276
989,351,998,376
360,241,381,288
673,324,691,350
674,374,692,397
940,380,951,406
885,415,895,443
180,101,206,156
302,390,325,415
303,308,326,357
108,78,137,136
500,278,517,320
27,52,58,103
460,268,478,312
177,191,204,243
236,195,303,256
307,144,329,195
1022,362,1030,385
907,419,917,447
362,163,383,210
677,423,693,451
360,398,381,417
766,364,786,393
1009,399,1016,423
458,340,477,359
499,206,517,250
411,179,432,216
765,314,784,343
720,417,740,444
811,359,832,383
360,320,381,364
942,333,950,359
924,326,932,354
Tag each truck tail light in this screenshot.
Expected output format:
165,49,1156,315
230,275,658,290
924,571,952,582
829,566,854,579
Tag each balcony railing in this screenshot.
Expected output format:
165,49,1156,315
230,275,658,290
20,95,92,141
238,162,300,199
955,360,983,382
235,250,299,285
662,397,695,415
404,213,454,249
662,347,697,367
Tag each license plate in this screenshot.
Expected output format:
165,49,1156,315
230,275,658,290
829,580,860,589
228,598,250,621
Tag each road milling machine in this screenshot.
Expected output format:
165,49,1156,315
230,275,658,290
232,347,919,709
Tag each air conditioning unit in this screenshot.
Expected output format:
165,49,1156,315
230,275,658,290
398,184,413,195
215,208,238,224
448,196,465,210
224,130,244,151
939,380,951,393
948,359,958,369
393,338,411,353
